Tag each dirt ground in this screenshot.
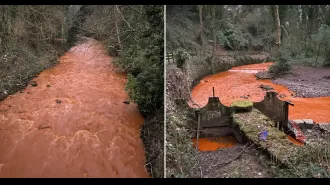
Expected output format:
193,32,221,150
272,65,330,98
192,144,274,178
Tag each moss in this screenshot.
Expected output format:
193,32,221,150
232,108,299,164
231,100,253,107
231,100,253,112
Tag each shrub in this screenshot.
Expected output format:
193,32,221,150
175,48,189,69
269,51,292,74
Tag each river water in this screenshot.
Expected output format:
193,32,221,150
0,39,148,178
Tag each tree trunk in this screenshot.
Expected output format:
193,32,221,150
274,5,281,50
114,6,122,51
198,5,203,45
211,6,216,74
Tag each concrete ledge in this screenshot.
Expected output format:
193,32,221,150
233,108,299,164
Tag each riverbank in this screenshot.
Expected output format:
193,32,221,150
272,65,330,98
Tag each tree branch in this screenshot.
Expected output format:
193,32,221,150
116,5,133,30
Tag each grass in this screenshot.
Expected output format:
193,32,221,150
273,141,330,178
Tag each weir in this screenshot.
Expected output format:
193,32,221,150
191,89,294,142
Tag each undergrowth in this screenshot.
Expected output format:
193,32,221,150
274,141,330,178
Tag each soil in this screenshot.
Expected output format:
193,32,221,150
272,65,330,98
192,144,274,178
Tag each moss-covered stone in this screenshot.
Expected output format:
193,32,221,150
231,100,253,112
232,108,299,164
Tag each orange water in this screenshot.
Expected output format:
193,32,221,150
191,62,330,124
192,137,237,151
0,39,148,178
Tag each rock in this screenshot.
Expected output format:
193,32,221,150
319,123,330,132
47,85,51,88
29,81,38,87
278,94,287,98
123,100,130,104
19,91,23,93
27,92,32,94
293,119,304,124
303,119,314,129
55,99,62,104
303,119,314,124
255,71,273,80
293,119,305,130
259,84,274,91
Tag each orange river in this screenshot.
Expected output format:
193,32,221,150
0,39,148,177
191,62,329,151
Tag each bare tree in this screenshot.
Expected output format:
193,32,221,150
274,5,281,50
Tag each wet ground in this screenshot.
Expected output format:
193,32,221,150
0,39,148,178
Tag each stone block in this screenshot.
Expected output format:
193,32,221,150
303,119,314,129
293,120,305,130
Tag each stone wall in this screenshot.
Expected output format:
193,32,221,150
185,53,269,89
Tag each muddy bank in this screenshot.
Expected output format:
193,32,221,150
272,65,330,98
0,39,148,178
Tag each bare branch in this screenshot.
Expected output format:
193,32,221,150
116,5,133,30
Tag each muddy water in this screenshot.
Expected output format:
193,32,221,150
191,62,330,150
0,39,148,178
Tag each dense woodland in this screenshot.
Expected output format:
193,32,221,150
167,5,330,68
0,5,164,178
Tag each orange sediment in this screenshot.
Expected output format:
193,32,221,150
287,135,304,146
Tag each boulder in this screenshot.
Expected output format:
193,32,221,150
29,81,38,87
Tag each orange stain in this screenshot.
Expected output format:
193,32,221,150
192,136,237,151
191,62,330,124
